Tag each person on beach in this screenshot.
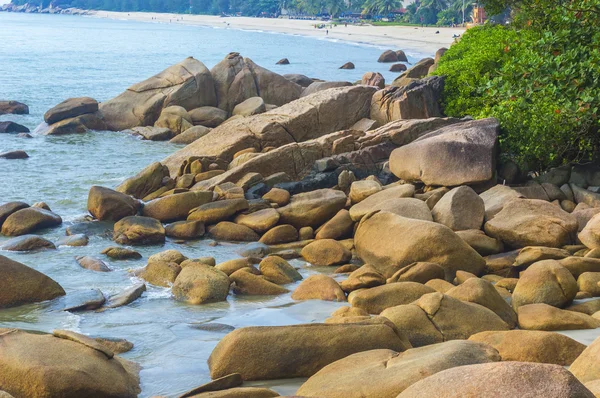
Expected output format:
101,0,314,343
326,29,329,35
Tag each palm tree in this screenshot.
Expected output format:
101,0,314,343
421,0,448,13
362,0,402,15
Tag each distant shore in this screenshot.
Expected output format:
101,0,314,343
91,11,465,55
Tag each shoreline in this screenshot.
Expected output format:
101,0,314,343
90,11,465,55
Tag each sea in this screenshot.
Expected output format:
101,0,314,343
0,11,597,398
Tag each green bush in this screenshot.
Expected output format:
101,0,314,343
434,3,600,171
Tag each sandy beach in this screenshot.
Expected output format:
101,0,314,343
93,11,465,55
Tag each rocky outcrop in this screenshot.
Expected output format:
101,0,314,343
100,57,216,131
389,118,499,186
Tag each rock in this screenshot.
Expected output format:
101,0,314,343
165,220,205,240
1,207,62,236
296,340,500,398
188,199,249,224
182,387,278,397
517,303,600,330
0,255,65,308
349,180,382,204
339,62,355,69
126,126,172,141
237,242,270,258
283,73,313,87
215,258,254,276
349,282,435,314
0,121,29,133
480,184,525,221
169,125,211,144
381,292,509,347
140,261,181,287
397,361,594,398
560,256,600,278
104,283,146,309
232,97,266,117
0,235,55,251
87,186,140,222
56,234,89,247
386,262,445,284
76,256,111,272
392,58,435,87
340,264,386,292
0,202,29,226
208,222,259,241
235,208,280,233
389,63,407,72
100,57,216,131
349,184,415,221
578,272,600,296
357,197,433,222
0,100,28,115
514,246,570,267
278,189,347,229
431,186,484,231
0,150,28,159
469,330,586,365
570,336,600,383
143,191,213,222
153,106,193,135
446,278,517,328
301,239,351,266
484,199,578,248
34,112,106,135
116,162,170,199
44,97,98,124
262,188,290,206
207,323,411,380
258,224,298,245
61,289,106,312
94,338,133,354
301,81,353,97
259,256,302,284
315,209,354,240
230,269,288,295
378,50,399,63
456,229,504,256
355,211,485,279
579,213,600,249
361,72,384,88
113,216,165,245
101,247,142,260
276,58,290,65
178,373,243,398
291,275,345,301
0,329,140,397
512,260,578,309
172,264,230,304
188,106,228,128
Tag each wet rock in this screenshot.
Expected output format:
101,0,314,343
0,150,28,159
113,216,165,246
116,162,170,200
87,186,141,222
1,207,62,236
355,211,485,279
0,255,65,308
126,126,172,141
296,340,499,398
0,121,29,133
53,329,114,358
349,282,435,315
0,201,29,226
215,258,254,276
165,220,205,240
44,97,98,124
34,112,106,135
0,100,28,115
236,242,270,258
140,261,181,287
62,289,106,312
95,338,134,354
103,283,146,309
0,329,140,397
512,260,577,309
517,303,600,330
0,235,55,251
397,361,594,398
230,269,288,295
301,239,351,266
469,330,586,365
339,62,355,69
291,275,345,301
259,256,302,284
172,264,230,304
101,247,142,260
208,323,411,380
56,233,89,247
76,256,111,272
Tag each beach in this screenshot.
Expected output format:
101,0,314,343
93,11,465,54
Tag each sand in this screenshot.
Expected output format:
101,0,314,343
92,11,465,55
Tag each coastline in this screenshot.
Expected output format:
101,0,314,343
91,11,465,55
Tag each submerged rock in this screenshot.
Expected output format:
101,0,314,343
0,235,55,251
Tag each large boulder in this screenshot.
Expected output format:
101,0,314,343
484,199,578,248
355,211,485,279
207,323,411,380
432,186,484,230
87,186,140,221
296,340,500,398
512,260,578,309
397,361,595,398
116,162,170,199
100,57,216,131
0,329,140,398
142,190,213,222
44,97,98,124
301,239,351,266
291,275,346,301
188,106,228,128
349,282,435,314
480,184,525,221
1,207,62,236
34,113,106,135
0,255,65,308
113,216,165,245
161,85,376,175
389,118,499,186
468,330,586,365
579,212,600,249
278,189,347,228
172,264,230,304
570,336,600,383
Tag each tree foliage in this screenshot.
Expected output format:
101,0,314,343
434,0,600,171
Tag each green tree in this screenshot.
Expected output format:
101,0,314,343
362,0,402,15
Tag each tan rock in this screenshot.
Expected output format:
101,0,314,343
259,256,302,284
87,186,140,222
113,216,165,245
386,262,445,284
348,184,415,221
207,222,259,242
262,188,290,206
172,264,230,304
188,199,248,224
258,224,298,245
278,189,347,228
291,275,346,302
230,269,288,295
340,264,386,292
512,260,577,309
142,191,213,222
301,239,351,266
234,208,280,233
315,209,354,240
517,303,600,330
349,282,435,314
432,186,485,231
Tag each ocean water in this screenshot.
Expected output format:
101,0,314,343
1,11,598,398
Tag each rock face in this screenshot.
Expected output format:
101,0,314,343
0,255,65,308
208,323,411,380
113,216,165,245
296,340,500,398
100,57,216,131
44,97,98,124
397,361,595,398
390,118,499,186
172,264,230,304
1,207,62,236
512,260,578,309
355,211,485,279
370,77,444,126
0,100,29,115
87,186,140,221
161,85,376,175
468,330,586,366
484,199,578,248
0,329,140,398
